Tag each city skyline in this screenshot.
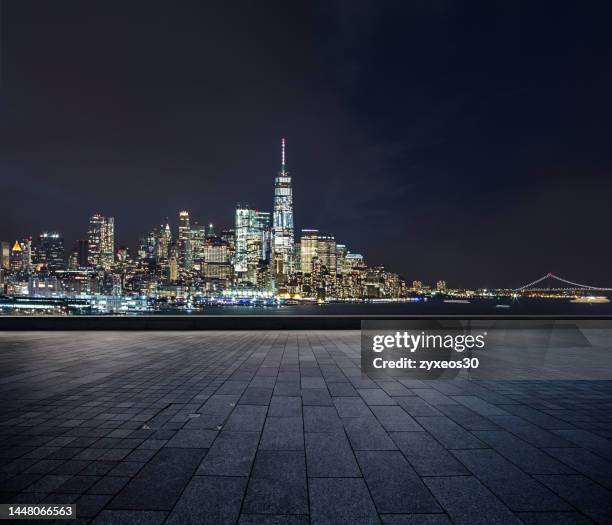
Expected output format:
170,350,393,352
2,3,612,288
2,131,612,290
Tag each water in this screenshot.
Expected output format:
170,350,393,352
159,298,612,316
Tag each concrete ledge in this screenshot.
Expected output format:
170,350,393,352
0,315,611,330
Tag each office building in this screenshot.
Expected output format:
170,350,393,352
88,214,114,269
1,241,10,270
272,138,294,275
300,229,319,274
178,211,192,274
34,232,65,271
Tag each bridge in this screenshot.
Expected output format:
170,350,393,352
514,272,612,292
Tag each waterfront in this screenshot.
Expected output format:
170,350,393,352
164,298,612,316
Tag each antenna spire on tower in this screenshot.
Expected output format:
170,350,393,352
281,137,286,173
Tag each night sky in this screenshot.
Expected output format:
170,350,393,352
2,1,611,288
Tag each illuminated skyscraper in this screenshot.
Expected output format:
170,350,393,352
88,214,114,269
317,233,337,275
178,211,192,274
156,223,172,264
272,138,294,275
300,229,319,274
235,205,255,277
190,223,207,272
102,218,115,269
34,232,66,271
235,205,270,283
1,241,10,270
255,211,272,263
10,240,22,272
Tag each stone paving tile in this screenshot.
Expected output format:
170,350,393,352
166,475,247,525
424,476,522,525
434,404,500,430
356,450,441,513
305,431,360,477
391,431,468,476
370,405,423,431
302,406,344,433
108,448,206,510
381,516,452,525
91,510,167,524
268,396,302,417
238,515,309,524
309,477,380,525
487,415,574,448
165,428,218,448
343,417,398,450
334,396,373,417
535,474,612,523
198,431,259,476
243,450,308,515
452,449,571,511
542,447,612,490
395,396,442,417
1,331,611,524
515,511,594,524
473,430,576,474
358,388,397,406
415,416,485,449
260,416,304,450
223,405,268,432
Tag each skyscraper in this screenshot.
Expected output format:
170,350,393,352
178,211,192,275
88,214,114,269
0,241,10,270
190,223,207,272
77,239,88,267
235,205,254,277
102,218,115,269
317,233,337,275
34,232,66,271
10,240,22,272
300,229,319,274
155,222,172,265
272,138,294,275
235,205,270,284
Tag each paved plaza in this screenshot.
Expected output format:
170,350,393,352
0,331,611,524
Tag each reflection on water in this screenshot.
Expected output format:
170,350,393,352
157,298,612,316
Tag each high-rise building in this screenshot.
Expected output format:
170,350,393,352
34,232,65,271
317,233,337,275
178,211,192,274
436,280,447,292
77,240,88,267
156,223,172,264
0,241,10,270
190,223,207,272
300,229,319,274
235,205,254,277
255,211,272,263
344,252,365,272
10,240,23,272
169,243,178,282
202,238,232,281
102,218,114,269
235,205,270,283
336,244,348,274
272,138,294,275
88,214,114,269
